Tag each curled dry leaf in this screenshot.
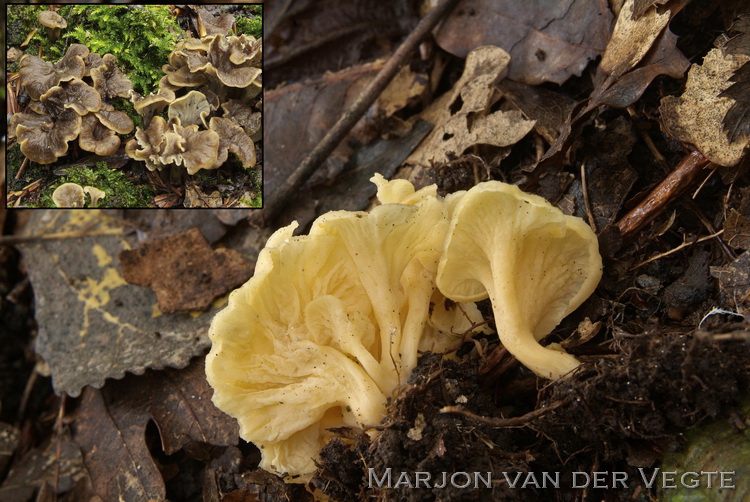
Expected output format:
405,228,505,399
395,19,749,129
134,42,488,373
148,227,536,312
435,0,613,85
18,210,237,396
72,359,238,502
406,46,535,169
600,0,671,78
710,251,750,316
660,48,750,166
119,227,253,313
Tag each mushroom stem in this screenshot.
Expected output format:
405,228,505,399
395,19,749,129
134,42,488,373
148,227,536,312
486,266,581,380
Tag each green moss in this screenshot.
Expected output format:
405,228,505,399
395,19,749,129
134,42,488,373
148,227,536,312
66,5,182,96
236,14,262,39
41,164,153,208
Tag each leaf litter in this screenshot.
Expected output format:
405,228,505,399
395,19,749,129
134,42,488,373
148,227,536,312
3,0,750,501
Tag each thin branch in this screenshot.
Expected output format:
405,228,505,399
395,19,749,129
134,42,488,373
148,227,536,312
615,150,710,239
580,162,597,233
249,0,462,226
440,400,566,427
629,230,724,271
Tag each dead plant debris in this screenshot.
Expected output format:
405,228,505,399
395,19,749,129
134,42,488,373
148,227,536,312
3,1,750,502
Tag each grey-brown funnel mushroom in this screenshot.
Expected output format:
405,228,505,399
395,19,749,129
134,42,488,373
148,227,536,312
129,85,175,128
52,183,85,208
19,44,88,100
125,115,169,171
185,34,262,88
95,106,135,135
90,54,133,100
168,90,211,128
38,10,67,42
159,118,221,175
39,79,102,116
221,99,261,141
78,113,122,157
436,182,603,380
208,117,255,168
84,186,106,208
9,109,82,164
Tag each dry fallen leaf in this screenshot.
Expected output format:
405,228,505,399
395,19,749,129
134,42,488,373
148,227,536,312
120,227,253,313
0,438,83,502
184,184,224,208
17,211,246,396
711,251,750,316
724,187,750,250
660,47,750,166
265,61,418,203
496,80,576,144
600,0,671,78
593,23,689,108
72,358,238,502
435,0,613,85
406,46,535,169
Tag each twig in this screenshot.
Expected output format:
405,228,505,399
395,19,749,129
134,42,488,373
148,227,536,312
615,150,710,240
440,399,566,427
15,157,29,180
249,0,462,226
53,394,67,500
628,230,724,271
580,162,597,233
16,366,38,426
627,107,670,173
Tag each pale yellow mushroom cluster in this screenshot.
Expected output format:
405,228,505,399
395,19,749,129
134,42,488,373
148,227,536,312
206,175,602,479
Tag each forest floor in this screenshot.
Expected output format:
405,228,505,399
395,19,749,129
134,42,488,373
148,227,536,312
2,0,750,501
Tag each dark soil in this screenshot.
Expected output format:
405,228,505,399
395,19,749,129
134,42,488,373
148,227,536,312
313,331,750,502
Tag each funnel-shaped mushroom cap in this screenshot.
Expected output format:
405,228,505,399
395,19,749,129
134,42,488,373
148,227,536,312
168,90,211,128
40,79,101,116
52,183,85,208
207,177,484,479
38,10,67,29
84,186,105,208
90,54,133,100
19,44,88,100
10,109,81,164
95,106,135,135
208,117,256,168
436,182,602,379
78,113,121,157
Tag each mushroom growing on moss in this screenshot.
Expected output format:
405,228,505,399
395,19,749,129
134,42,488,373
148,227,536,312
9,109,82,164
84,186,105,208
78,112,130,157
436,182,602,379
52,183,85,208
38,10,67,42
19,44,88,100
168,90,212,128
90,54,133,101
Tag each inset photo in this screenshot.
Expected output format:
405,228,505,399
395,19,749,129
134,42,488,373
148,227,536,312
6,4,262,208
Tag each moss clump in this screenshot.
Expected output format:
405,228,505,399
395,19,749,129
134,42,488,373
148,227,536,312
41,164,153,208
235,14,262,39
67,5,182,96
